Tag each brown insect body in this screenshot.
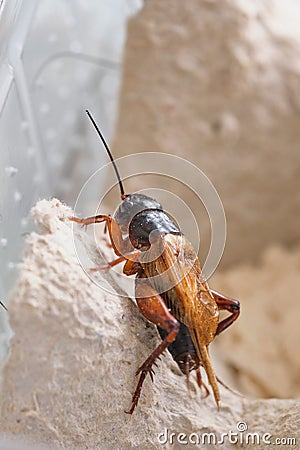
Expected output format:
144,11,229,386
70,111,240,414
135,232,220,407
144,234,219,348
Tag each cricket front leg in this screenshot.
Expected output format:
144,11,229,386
125,282,179,414
69,214,131,256
212,290,240,336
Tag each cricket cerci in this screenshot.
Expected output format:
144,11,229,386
70,110,240,414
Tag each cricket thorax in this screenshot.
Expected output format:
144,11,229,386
129,209,182,250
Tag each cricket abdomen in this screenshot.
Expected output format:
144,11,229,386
157,321,200,374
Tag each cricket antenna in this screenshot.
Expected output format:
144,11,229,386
85,110,126,199
0,300,8,311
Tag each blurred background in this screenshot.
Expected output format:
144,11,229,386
1,0,300,437
0,0,144,302
0,0,142,363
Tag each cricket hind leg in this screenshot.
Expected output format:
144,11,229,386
125,282,179,414
212,290,240,336
211,291,242,399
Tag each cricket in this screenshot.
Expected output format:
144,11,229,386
70,110,240,414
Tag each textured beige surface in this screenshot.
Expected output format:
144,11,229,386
212,244,300,400
113,0,300,268
0,199,299,449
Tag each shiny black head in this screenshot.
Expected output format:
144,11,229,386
114,193,162,233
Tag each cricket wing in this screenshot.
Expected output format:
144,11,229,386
158,234,219,346
143,233,221,406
